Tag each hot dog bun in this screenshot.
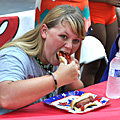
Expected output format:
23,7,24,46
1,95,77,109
57,51,80,75
57,51,71,65
58,55,67,65
70,93,98,111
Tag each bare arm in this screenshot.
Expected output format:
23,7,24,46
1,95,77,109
63,80,84,93
0,76,56,109
89,0,106,2
89,0,120,7
0,61,83,110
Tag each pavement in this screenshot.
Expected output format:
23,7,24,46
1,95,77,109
0,0,36,15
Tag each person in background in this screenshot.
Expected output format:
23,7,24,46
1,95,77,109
115,7,120,33
35,0,91,61
81,0,119,87
100,33,120,82
0,5,85,115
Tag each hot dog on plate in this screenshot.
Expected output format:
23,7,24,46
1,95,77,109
70,93,99,111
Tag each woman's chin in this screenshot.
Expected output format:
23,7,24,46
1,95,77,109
52,60,59,66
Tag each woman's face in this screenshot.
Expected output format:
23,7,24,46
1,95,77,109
41,20,82,65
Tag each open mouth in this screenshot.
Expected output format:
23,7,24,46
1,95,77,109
56,51,67,60
57,51,72,64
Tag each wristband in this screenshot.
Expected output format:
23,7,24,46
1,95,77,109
50,73,57,90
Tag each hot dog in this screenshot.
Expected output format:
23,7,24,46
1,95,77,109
57,51,72,65
70,93,98,111
57,51,80,75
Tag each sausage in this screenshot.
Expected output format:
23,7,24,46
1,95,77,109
70,93,97,111
75,96,94,109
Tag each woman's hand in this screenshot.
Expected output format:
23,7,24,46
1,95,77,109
54,58,83,90
71,57,80,74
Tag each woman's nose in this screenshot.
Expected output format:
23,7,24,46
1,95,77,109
64,40,73,50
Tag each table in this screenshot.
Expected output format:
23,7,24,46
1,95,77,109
0,81,120,120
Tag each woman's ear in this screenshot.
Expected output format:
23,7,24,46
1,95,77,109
41,24,48,39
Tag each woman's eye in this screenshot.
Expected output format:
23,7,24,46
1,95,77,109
73,39,80,44
60,35,67,39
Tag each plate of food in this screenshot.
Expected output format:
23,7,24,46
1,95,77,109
43,90,110,113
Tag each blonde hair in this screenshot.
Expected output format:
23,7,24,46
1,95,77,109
0,5,85,56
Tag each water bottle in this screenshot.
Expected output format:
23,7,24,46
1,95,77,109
106,52,120,99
